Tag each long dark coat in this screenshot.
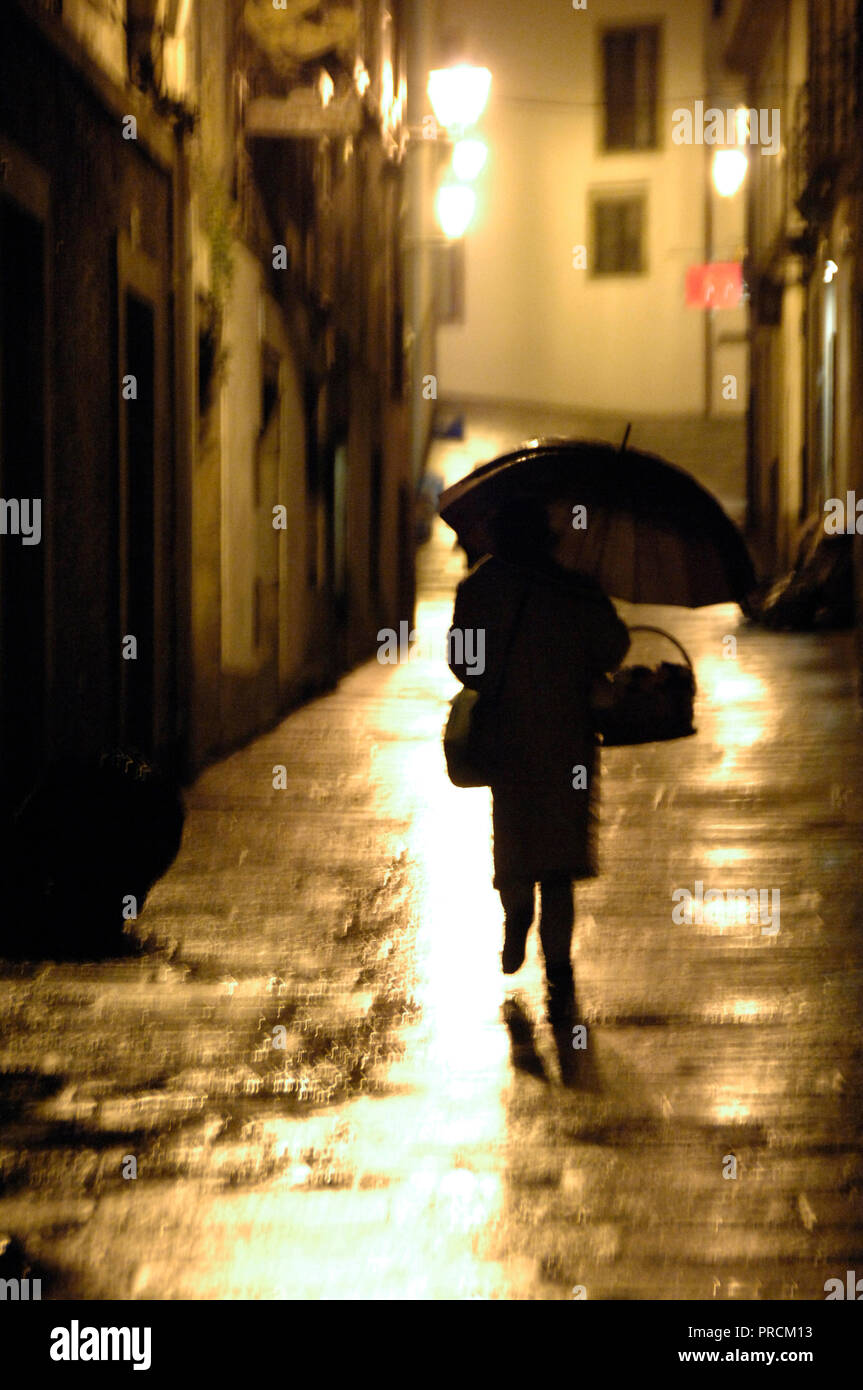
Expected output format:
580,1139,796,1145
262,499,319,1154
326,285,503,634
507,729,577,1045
449,555,630,886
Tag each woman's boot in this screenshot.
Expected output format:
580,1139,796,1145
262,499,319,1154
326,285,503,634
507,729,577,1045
499,881,535,974
502,912,532,973
545,961,576,1023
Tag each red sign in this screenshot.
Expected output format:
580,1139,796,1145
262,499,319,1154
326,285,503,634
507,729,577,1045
686,262,743,308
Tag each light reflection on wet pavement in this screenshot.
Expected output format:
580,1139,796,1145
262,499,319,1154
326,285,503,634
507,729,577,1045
1,420,862,1300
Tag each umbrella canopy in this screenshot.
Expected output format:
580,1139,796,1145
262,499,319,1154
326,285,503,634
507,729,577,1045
438,437,757,608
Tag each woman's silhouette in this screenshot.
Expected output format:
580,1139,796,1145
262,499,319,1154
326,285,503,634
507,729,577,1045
449,496,629,1021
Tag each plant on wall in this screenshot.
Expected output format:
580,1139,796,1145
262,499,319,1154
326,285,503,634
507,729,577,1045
194,153,237,401
242,0,358,70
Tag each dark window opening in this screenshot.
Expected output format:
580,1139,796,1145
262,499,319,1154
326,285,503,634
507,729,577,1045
591,193,646,275
602,26,660,151
198,324,217,418
369,446,382,601
261,357,280,437
256,348,280,508
436,241,466,324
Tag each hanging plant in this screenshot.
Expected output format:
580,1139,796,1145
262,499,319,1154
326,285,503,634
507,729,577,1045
192,154,238,399
242,0,358,70
194,154,238,323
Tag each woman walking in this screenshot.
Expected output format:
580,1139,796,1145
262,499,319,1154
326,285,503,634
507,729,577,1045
448,496,629,1022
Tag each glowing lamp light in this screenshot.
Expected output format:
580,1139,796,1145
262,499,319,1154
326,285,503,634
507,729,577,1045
318,70,334,107
824,259,839,283
354,58,370,97
436,183,476,239
712,148,748,197
427,65,491,132
452,138,488,182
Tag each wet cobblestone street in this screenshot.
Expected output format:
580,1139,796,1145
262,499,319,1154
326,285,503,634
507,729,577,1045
1,413,861,1301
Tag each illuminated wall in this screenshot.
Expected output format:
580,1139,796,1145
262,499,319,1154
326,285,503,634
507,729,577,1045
435,0,745,417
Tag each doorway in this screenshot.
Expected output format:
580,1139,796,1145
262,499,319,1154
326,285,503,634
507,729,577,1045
123,291,156,752
0,194,46,811
115,233,171,761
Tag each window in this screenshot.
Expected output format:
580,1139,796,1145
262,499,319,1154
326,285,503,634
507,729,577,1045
369,446,382,602
436,241,466,324
256,346,280,508
602,26,660,151
591,192,647,275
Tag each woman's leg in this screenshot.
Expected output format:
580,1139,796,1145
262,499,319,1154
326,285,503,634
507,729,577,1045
538,876,575,1018
497,878,535,974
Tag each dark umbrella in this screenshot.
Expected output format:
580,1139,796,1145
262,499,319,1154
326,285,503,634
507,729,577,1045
438,435,757,608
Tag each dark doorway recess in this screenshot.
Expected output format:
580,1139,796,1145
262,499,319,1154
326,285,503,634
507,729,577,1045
124,291,156,753
0,197,45,813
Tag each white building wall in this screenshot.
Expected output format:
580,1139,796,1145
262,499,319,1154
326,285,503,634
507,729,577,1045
61,0,128,86
436,0,718,415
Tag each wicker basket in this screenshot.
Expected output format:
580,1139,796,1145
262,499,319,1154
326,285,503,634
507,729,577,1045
592,624,696,746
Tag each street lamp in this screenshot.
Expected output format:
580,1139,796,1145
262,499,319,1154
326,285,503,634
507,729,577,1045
424,64,492,240
452,137,488,182
703,106,748,417
403,56,492,479
435,182,477,240
427,64,491,134
712,105,749,197
712,149,747,197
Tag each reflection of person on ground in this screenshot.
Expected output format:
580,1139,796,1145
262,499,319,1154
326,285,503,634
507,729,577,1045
449,496,629,1022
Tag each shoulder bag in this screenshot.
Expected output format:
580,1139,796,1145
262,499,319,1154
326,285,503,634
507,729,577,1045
443,580,530,787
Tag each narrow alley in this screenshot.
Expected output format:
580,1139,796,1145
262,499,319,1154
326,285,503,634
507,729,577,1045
2,412,861,1302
